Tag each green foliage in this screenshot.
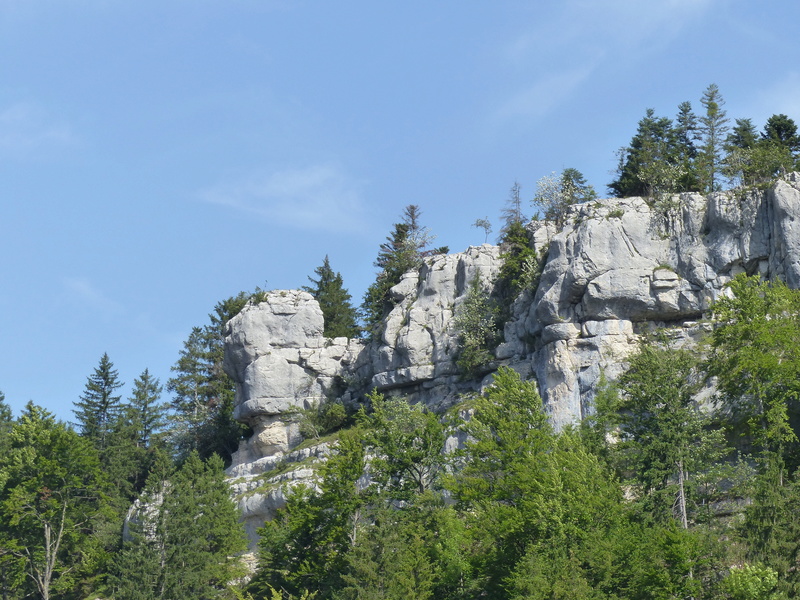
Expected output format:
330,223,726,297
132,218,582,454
298,398,348,440
707,274,800,477
723,115,798,189
358,391,447,498
252,428,367,598
167,292,254,465
697,83,730,192
453,273,500,379
126,369,167,450
73,352,124,451
532,168,597,227
0,403,110,600
499,180,526,239
721,563,780,600
361,205,435,339
303,255,360,339
108,452,247,600
610,107,686,198
452,367,631,598
495,220,542,303
610,339,729,526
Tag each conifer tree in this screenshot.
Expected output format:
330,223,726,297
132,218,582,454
127,368,166,450
674,100,700,191
109,451,246,599
698,83,729,192
361,205,435,339
73,352,124,451
303,256,360,338
167,293,253,464
499,180,525,239
610,108,682,198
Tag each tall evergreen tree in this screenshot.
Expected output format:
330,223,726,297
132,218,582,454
0,391,12,456
762,113,800,154
697,83,730,192
499,180,525,239
609,108,682,198
361,206,434,339
73,352,124,451
167,293,253,464
674,100,700,191
109,451,247,600
128,368,166,450
303,256,360,338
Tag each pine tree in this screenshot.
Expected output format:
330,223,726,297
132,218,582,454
73,352,124,451
303,256,360,338
167,293,253,464
361,206,434,339
698,83,729,192
674,100,700,191
128,368,166,450
609,108,682,198
499,180,525,239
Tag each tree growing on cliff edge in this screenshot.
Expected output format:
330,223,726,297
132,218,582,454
532,168,597,227
361,205,440,339
698,83,730,193
303,256,360,339
499,180,525,239
167,292,254,464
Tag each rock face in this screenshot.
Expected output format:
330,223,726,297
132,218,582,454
224,176,800,540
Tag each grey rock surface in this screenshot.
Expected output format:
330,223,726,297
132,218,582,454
224,177,800,538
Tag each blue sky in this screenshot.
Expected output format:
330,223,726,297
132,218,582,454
2,0,800,420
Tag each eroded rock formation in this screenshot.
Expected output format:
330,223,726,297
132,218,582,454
224,176,800,543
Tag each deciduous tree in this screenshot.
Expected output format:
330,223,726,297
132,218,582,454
0,404,109,600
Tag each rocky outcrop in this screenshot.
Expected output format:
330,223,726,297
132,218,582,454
224,176,800,540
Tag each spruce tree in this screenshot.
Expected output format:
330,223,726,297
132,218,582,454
167,293,253,464
303,256,360,338
128,368,166,449
499,180,525,239
674,100,700,191
698,83,729,192
361,206,434,339
609,108,682,198
73,352,124,451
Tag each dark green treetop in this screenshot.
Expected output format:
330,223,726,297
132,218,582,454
167,292,254,464
303,255,360,338
361,205,437,339
73,352,124,451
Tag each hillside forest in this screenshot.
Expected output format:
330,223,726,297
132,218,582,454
2,84,800,599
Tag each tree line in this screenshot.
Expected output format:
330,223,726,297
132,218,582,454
249,274,800,600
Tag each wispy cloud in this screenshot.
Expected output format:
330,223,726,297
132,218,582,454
491,0,721,127
493,66,594,123
61,277,124,320
0,102,77,158
199,164,370,234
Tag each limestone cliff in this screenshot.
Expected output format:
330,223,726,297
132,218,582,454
224,175,800,542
